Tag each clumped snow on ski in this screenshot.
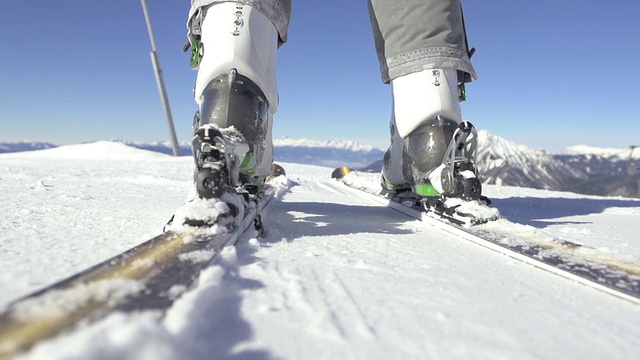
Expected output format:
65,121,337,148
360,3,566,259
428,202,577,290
1,142,640,359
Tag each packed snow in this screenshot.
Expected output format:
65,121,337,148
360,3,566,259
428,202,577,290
1,142,640,359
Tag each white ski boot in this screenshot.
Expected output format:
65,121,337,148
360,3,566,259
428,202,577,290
381,68,484,202
188,2,279,199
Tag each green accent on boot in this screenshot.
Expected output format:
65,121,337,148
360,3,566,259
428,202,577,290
458,83,467,102
412,183,440,197
239,154,265,186
239,154,257,176
384,180,410,191
190,38,204,70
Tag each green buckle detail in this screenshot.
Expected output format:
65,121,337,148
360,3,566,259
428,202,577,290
190,38,204,70
412,183,440,197
458,83,467,102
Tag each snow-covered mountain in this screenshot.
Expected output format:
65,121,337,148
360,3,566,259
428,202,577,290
273,137,379,152
476,131,639,198
4,138,384,169
121,137,385,168
553,145,640,198
0,141,56,154
272,137,384,168
475,131,588,191
2,134,638,198
118,140,193,156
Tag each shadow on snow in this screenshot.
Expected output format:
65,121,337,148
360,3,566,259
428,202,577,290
262,200,415,242
491,196,640,228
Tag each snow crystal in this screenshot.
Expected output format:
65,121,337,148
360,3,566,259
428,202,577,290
245,237,260,248
178,250,216,264
166,285,188,300
266,172,295,199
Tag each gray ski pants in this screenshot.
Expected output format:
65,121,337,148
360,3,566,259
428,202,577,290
188,0,475,82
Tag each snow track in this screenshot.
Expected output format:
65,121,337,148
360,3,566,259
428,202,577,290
1,146,640,359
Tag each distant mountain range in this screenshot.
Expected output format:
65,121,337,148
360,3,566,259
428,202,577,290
475,131,639,198
272,137,384,168
0,141,57,153
2,134,638,198
110,138,385,169
360,131,639,198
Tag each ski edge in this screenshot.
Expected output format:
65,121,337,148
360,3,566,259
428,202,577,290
386,196,640,305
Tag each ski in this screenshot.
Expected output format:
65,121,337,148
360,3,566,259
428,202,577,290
332,167,640,305
0,174,283,358
332,166,498,226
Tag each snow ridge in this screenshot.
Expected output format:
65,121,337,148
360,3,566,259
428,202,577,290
117,140,192,156
0,141,169,161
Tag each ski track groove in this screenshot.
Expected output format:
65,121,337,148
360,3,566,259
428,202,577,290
330,271,378,340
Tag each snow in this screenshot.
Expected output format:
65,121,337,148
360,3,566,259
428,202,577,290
0,143,192,306
1,142,640,359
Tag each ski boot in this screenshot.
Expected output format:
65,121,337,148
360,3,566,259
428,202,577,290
190,1,279,194
182,2,280,227
382,68,465,198
381,68,495,223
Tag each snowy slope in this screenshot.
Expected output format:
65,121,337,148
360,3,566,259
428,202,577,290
4,136,638,198
0,143,192,307
1,143,640,359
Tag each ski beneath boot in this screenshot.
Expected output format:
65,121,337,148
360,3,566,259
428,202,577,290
332,167,640,305
0,164,287,358
333,166,498,226
388,191,497,226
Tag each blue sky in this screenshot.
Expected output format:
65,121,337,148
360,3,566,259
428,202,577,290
1,0,638,151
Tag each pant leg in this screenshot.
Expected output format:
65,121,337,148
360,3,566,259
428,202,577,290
367,0,476,83
188,0,291,45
